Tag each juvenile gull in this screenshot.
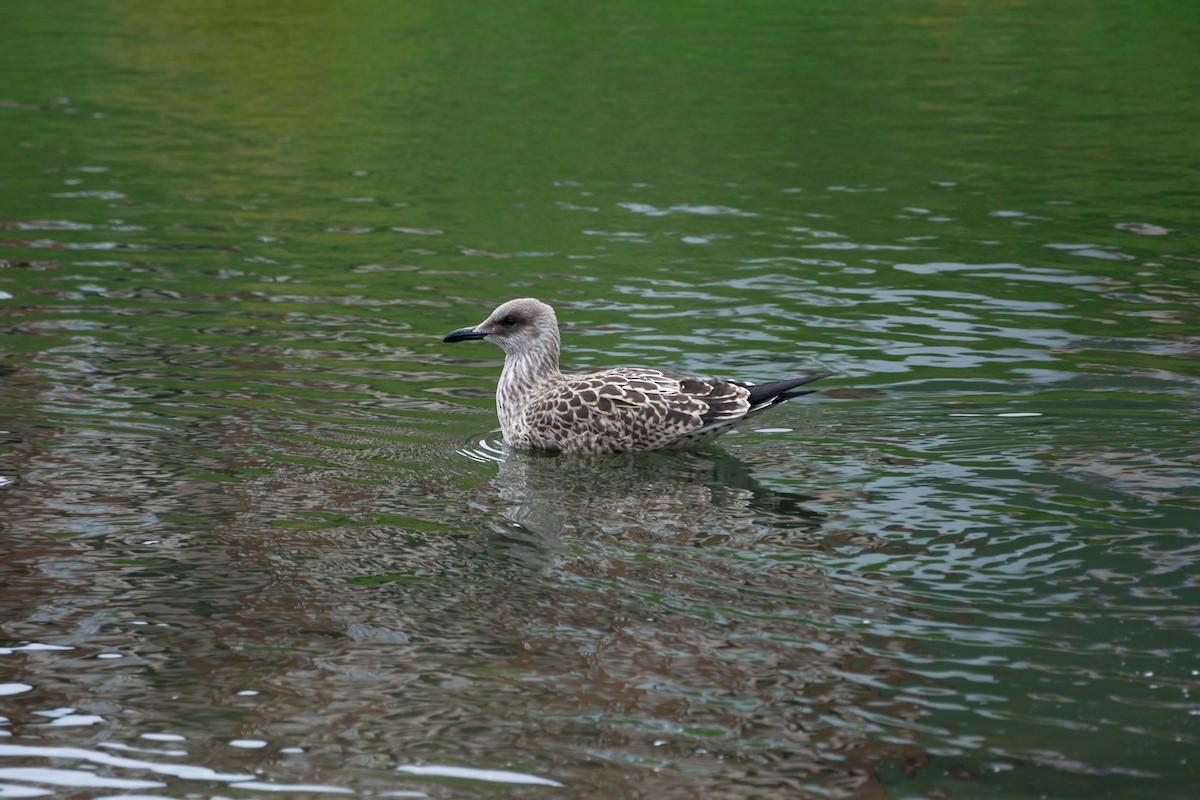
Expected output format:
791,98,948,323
443,298,832,454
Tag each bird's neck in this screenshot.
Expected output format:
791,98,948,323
496,339,562,431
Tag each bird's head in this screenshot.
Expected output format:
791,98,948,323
443,297,560,357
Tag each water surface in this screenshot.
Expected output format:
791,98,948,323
2,2,1199,798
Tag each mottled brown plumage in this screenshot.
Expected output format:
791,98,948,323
443,298,831,454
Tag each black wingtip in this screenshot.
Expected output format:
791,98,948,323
745,372,834,406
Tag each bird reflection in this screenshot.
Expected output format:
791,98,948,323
468,439,827,563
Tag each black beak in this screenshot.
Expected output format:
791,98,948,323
443,326,487,343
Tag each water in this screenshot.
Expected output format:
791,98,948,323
2,1,1199,798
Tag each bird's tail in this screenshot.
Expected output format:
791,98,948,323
745,373,833,407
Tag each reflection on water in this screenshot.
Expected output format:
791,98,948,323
0,415,929,797
478,439,826,542
4,0,1200,798
2,255,1198,800
7,359,1194,797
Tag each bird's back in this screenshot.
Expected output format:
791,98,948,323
508,367,827,454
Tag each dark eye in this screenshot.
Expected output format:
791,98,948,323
501,315,518,327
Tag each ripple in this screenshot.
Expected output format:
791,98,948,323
618,202,758,217
0,769,159,791
397,764,563,787
2,10,1198,797
455,435,507,464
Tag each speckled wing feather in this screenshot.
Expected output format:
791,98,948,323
518,367,754,453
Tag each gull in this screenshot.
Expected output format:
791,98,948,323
443,298,831,454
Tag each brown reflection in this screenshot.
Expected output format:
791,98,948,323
1,341,932,798
462,448,930,797
488,447,826,544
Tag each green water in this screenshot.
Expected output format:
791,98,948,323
2,1,1198,798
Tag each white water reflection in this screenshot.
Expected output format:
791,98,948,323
0,767,162,790
0,742,392,796
0,785,54,799
229,781,355,794
0,744,252,783
397,764,564,787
